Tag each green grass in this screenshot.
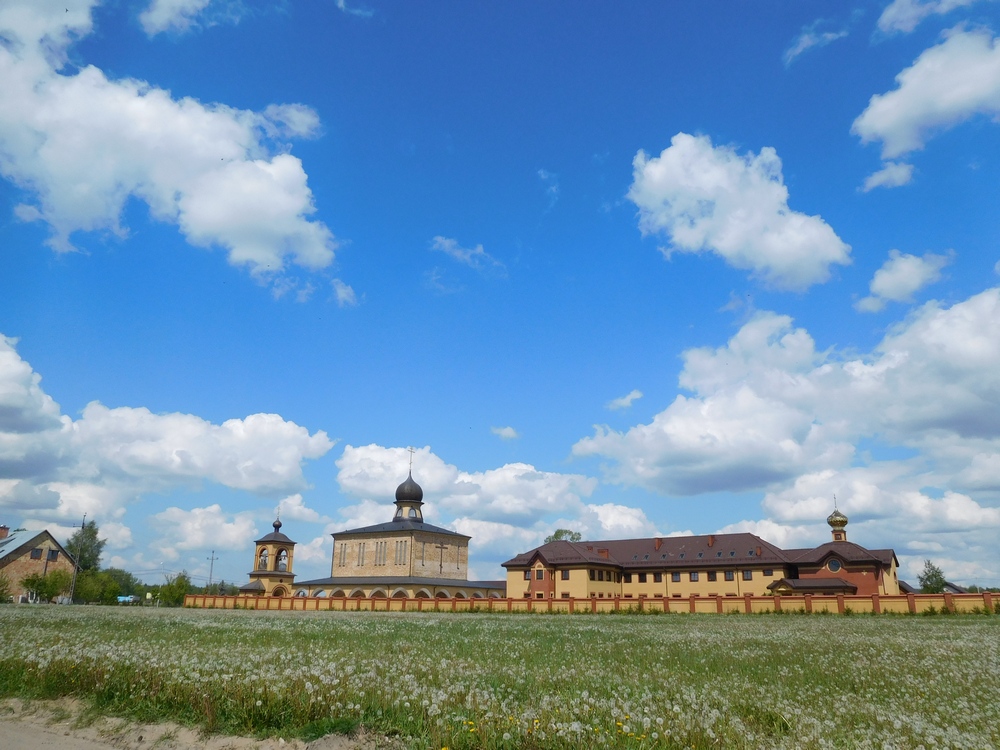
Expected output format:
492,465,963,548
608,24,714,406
0,607,998,749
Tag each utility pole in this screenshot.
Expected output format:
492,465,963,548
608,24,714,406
206,550,218,588
69,513,86,604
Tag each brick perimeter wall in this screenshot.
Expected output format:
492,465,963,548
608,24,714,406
183,591,996,615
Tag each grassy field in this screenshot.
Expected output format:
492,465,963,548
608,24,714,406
0,607,997,749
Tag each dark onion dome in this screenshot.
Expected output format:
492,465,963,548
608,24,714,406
272,518,282,532
827,508,848,529
395,472,424,504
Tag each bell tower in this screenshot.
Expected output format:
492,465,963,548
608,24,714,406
242,518,296,596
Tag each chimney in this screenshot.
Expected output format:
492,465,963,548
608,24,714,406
654,537,662,551
708,535,715,547
598,548,609,559
756,546,762,557
0,525,8,540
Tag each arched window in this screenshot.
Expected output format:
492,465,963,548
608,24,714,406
276,549,288,572
295,589,307,597
257,548,269,570
408,507,417,518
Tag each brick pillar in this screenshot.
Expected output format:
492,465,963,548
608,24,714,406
983,592,993,611
871,593,881,614
804,594,813,613
773,595,781,613
568,597,574,613
690,595,697,614
907,593,915,614
836,594,845,614
716,595,723,614
744,594,752,614
591,597,597,613
943,592,954,613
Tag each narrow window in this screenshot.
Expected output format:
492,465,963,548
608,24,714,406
276,548,288,571
523,570,531,580
671,572,681,583
742,570,753,581
358,542,365,566
623,573,632,583
689,572,699,582
638,573,647,583
707,571,717,582
421,542,426,565
535,569,544,580
560,570,569,581
653,573,662,583
589,570,595,581
257,548,269,570
597,570,604,581
725,570,735,581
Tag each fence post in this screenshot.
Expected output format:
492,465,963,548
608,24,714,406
836,594,845,614
804,594,812,613
871,593,881,614
744,594,753,614
773,595,781,613
943,592,954,613
716,595,723,614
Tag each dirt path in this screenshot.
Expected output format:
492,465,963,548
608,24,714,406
0,699,397,750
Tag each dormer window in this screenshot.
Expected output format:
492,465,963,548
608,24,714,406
679,553,685,559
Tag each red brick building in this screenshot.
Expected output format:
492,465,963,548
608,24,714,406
0,524,77,602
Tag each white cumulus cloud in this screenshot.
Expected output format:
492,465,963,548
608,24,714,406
853,27,1000,161
877,0,986,35
0,333,334,530
607,389,643,411
139,0,212,35
856,249,952,311
0,1,338,285
628,133,851,291
491,426,520,440
861,161,915,191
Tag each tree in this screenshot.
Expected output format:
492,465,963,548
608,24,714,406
160,571,192,607
66,520,106,572
104,567,143,596
544,529,582,543
0,572,11,603
918,559,947,594
22,570,71,603
74,570,121,604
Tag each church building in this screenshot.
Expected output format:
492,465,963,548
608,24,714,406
291,471,505,600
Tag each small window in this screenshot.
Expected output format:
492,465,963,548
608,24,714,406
536,592,544,599
560,592,570,598
632,554,638,560
707,571,717,582
748,550,754,556
560,570,569,580
828,559,842,572
689,572,699,582
623,573,632,583
716,551,722,557
725,571,735,581
30,548,42,559
535,569,544,580
638,573,647,583
679,553,685,559
589,570,595,581
598,592,604,598
763,569,773,576
730,551,736,557
742,570,753,581
697,552,703,558
661,554,667,559
597,570,604,581
523,570,531,580
671,572,681,582
47,550,58,561
408,508,417,518
643,554,649,560
616,573,622,583
653,573,662,583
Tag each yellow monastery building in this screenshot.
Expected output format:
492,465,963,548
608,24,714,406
502,508,900,602
242,472,505,600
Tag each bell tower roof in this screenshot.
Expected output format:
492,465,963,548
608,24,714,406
393,471,425,522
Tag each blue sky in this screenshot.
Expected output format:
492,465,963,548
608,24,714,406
3,0,1000,589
